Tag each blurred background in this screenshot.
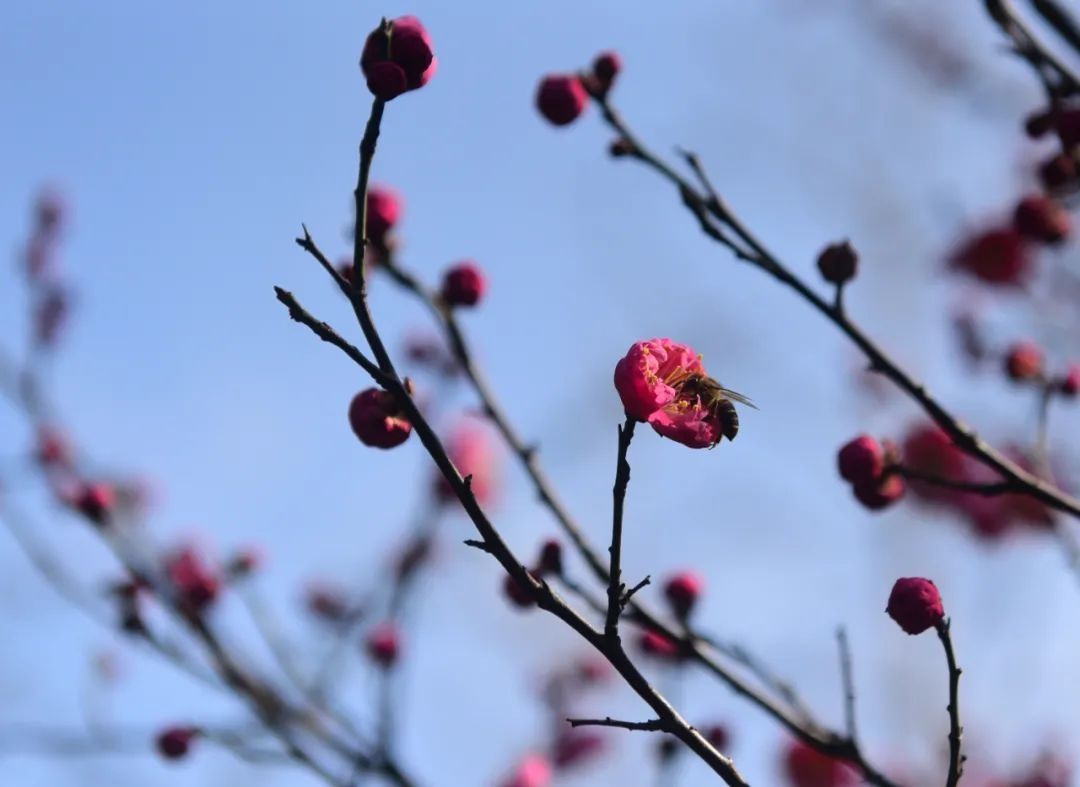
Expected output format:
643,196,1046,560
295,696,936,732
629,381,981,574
2,0,1080,784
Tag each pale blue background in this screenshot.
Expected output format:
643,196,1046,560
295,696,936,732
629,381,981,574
2,1,1079,785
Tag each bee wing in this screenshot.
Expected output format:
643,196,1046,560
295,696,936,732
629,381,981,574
717,386,758,410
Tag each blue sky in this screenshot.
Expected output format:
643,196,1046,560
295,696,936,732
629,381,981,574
3,1,1080,785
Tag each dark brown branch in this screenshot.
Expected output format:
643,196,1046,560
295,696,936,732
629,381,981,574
605,418,636,638
1030,0,1080,55
567,717,667,732
935,620,964,787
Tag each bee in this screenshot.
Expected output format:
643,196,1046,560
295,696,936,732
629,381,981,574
681,374,758,442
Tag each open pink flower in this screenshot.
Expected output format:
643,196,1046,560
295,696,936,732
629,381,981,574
647,395,727,448
614,339,703,421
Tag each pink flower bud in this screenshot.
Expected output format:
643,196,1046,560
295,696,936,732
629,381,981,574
156,726,197,761
441,261,487,307
360,16,436,100
366,61,408,100
366,621,401,667
852,474,905,511
366,185,402,247
536,74,588,126
1014,195,1070,244
553,729,606,769
638,628,683,661
501,754,553,787
348,388,412,448
503,572,537,609
435,420,499,505
535,539,563,576
165,546,220,615
703,723,730,751
783,739,856,787
1004,341,1045,382
886,577,944,635
1039,153,1077,192
592,50,622,94
816,241,858,285
1058,364,1080,396
950,227,1031,286
837,435,885,485
71,482,115,525
663,570,704,618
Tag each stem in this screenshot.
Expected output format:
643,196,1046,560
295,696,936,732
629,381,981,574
936,620,964,787
606,417,636,638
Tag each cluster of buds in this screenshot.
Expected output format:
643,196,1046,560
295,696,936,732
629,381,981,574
1025,103,1080,195
836,435,905,511
902,423,1054,541
359,16,436,101
535,50,622,127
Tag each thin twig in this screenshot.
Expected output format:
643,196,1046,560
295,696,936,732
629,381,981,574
567,717,666,732
606,418,636,638
935,620,964,787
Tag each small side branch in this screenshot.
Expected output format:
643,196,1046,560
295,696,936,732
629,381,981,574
567,717,666,733
835,627,857,743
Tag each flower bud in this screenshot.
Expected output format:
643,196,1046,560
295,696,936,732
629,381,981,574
225,546,263,578
366,185,402,247
36,426,71,468
366,621,401,667
663,570,704,618
360,16,436,100
34,189,65,236
72,483,115,526
1057,364,1080,396
165,546,220,615
156,726,197,761
949,227,1031,286
348,388,412,448
703,723,730,751
638,628,682,661
440,261,487,307
535,539,563,576
592,50,622,94
305,582,349,622
784,739,856,787
1038,153,1077,192
816,241,858,285
609,137,636,157
500,754,552,787
503,572,537,609
553,729,606,769
837,435,884,485
1014,195,1070,244
536,74,588,126
886,577,944,635
1004,340,1045,382
852,474,905,511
